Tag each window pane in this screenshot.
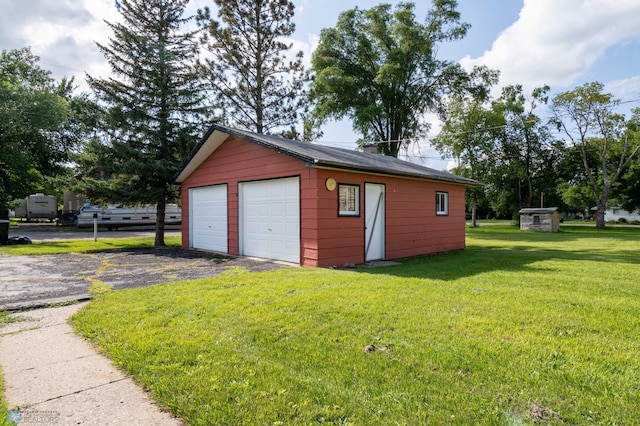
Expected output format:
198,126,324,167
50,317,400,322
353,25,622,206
339,185,359,215
436,192,448,215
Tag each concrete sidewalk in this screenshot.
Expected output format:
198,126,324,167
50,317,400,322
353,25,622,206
0,304,182,425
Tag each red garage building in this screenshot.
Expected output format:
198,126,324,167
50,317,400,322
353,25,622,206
173,124,476,267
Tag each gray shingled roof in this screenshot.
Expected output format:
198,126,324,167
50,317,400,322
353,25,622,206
174,123,478,186
519,207,559,214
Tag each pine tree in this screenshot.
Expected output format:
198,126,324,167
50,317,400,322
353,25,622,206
197,0,308,134
85,0,210,246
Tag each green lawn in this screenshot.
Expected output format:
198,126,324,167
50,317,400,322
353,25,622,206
0,236,181,256
70,226,640,425
0,313,14,426
0,236,183,425
0,374,8,426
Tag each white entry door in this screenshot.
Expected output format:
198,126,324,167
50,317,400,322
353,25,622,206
240,177,300,263
365,183,385,261
190,184,228,252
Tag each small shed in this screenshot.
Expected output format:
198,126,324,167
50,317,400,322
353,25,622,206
173,124,478,267
519,207,560,232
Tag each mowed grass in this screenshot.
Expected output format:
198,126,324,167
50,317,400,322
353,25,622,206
0,312,14,426
0,373,8,426
71,226,640,425
0,236,181,256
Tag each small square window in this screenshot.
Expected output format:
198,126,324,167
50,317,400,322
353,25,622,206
533,215,541,225
436,191,449,216
339,184,360,216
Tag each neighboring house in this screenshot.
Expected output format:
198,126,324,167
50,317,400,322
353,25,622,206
173,124,477,267
603,207,640,222
519,207,560,232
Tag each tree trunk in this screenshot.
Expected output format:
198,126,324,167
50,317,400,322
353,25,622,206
595,200,606,229
594,182,613,229
471,201,478,228
155,197,166,247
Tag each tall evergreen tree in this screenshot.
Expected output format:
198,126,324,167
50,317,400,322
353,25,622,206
197,0,308,134
85,0,210,246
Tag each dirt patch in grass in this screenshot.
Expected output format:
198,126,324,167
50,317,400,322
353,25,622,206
528,403,562,423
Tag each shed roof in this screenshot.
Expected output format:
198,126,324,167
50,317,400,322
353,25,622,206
173,123,478,186
519,207,559,214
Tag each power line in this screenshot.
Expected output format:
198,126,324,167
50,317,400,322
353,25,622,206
318,97,640,146
38,61,89,76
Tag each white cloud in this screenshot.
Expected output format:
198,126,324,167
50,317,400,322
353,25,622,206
605,76,640,101
460,0,640,91
284,34,318,70
294,0,309,17
0,0,122,92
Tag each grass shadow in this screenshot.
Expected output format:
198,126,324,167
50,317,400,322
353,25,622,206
357,226,640,281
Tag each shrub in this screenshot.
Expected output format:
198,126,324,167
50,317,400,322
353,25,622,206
617,217,628,224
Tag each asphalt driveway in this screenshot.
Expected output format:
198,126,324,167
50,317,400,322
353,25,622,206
1,224,284,310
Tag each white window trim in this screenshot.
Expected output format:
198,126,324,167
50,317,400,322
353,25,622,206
436,191,449,216
339,184,360,216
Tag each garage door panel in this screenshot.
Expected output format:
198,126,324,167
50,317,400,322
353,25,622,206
190,185,228,253
241,178,300,263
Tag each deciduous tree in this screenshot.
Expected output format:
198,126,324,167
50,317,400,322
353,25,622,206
0,47,74,217
431,94,499,226
311,1,497,157
434,85,562,222
551,82,640,228
489,85,562,215
612,109,640,214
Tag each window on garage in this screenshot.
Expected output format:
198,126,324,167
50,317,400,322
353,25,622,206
436,191,449,216
339,184,360,216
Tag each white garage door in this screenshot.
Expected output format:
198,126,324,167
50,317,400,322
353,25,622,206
240,177,300,263
190,184,228,252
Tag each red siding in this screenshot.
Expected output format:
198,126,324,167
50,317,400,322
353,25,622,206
181,136,467,268
312,170,466,267
180,136,321,267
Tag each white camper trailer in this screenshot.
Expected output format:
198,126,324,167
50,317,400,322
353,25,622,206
14,194,57,222
74,203,181,229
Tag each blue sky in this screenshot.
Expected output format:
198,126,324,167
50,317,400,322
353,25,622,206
2,0,640,168
293,0,640,166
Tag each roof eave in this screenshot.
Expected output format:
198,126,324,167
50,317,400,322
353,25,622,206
173,122,480,186
312,160,480,186
172,125,219,184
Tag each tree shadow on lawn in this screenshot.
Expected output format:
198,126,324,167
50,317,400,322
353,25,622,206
104,247,229,260
469,224,640,242
358,233,640,281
